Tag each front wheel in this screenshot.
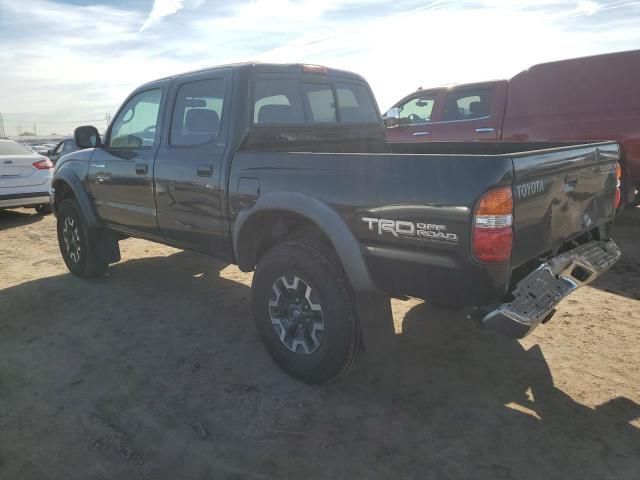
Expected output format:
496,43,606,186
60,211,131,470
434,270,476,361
56,199,108,278
251,240,362,384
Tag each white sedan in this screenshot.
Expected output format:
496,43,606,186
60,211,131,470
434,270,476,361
0,139,54,214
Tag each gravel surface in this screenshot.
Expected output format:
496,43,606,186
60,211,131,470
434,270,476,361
1,207,639,479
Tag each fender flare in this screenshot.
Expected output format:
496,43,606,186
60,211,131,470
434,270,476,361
52,168,100,228
233,192,377,292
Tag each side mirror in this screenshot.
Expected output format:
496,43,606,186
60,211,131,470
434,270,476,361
74,125,102,149
383,108,400,127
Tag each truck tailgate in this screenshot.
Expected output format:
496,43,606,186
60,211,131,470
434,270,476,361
511,142,619,267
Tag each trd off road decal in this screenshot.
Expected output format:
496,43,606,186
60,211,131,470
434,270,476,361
362,217,459,244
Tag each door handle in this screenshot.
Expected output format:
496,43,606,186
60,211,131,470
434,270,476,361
197,165,213,177
412,131,430,136
475,128,495,133
136,164,148,175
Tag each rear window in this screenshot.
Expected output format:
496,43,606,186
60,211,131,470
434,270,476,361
253,78,378,125
302,83,336,122
253,80,305,124
336,83,379,123
0,141,34,155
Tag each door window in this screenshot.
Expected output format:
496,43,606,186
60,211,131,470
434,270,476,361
170,78,225,147
396,96,435,125
441,88,491,121
109,88,162,149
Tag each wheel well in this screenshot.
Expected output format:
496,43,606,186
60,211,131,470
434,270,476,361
236,210,334,271
52,180,75,210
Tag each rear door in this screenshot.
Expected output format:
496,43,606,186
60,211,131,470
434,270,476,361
88,81,169,236
430,84,503,141
510,142,619,267
385,91,438,142
154,69,231,254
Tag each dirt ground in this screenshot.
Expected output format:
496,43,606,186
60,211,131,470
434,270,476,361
1,207,639,480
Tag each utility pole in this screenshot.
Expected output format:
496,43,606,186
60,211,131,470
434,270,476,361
105,113,111,129
18,124,22,136
33,122,38,138
0,112,6,138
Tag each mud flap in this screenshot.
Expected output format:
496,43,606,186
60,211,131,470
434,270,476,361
356,292,396,365
98,229,121,264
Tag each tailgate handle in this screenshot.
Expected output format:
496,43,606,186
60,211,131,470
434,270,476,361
565,173,578,186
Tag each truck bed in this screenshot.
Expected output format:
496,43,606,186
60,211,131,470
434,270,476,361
232,140,619,306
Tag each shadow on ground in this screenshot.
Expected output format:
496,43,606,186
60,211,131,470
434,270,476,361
1,249,639,479
0,208,45,231
590,206,640,300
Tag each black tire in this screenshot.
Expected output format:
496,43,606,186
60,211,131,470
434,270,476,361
251,240,363,384
34,203,52,215
56,198,108,278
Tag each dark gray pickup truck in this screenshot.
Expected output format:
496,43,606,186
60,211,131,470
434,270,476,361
52,63,621,383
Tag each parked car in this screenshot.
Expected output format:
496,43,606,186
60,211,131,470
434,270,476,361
384,49,640,206
28,144,52,156
0,139,54,214
52,63,620,383
48,138,80,164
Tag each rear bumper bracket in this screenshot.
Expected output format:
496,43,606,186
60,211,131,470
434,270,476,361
482,239,621,339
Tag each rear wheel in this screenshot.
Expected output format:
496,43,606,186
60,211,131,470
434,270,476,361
251,240,362,384
34,203,52,215
56,198,108,278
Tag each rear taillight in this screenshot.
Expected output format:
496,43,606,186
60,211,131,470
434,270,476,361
614,163,622,209
473,186,513,263
33,158,54,170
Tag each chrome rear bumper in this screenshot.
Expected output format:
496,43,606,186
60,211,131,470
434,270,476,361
482,239,621,339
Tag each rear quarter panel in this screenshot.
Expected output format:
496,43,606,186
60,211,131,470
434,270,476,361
229,151,514,306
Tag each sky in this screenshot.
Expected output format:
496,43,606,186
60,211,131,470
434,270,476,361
1,0,640,136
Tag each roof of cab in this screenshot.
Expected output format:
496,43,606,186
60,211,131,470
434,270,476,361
138,62,367,89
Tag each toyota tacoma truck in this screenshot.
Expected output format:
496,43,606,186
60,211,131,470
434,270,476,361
51,63,621,383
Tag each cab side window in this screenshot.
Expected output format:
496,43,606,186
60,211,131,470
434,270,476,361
170,78,225,147
109,88,162,149
396,96,435,125
441,88,491,121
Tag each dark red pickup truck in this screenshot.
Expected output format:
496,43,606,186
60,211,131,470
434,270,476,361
384,50,640,205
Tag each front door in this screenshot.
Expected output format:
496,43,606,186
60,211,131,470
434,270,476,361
385,92,437,143
154,70,231,254
88,82,169,237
